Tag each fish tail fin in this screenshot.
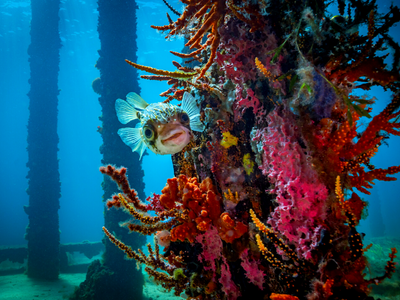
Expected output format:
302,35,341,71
182,92,205,132
115,99,139,124
117,127,147,160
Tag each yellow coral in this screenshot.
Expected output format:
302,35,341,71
125,59,197,80
224,189,239,203
220,132,238,148
250,209,301,265
255,57,273,78
335,176,344,205
242,153,254,175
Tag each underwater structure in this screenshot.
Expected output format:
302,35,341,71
368,188,385,238
25,0,62,280
71,0,146,299
101,0,400,299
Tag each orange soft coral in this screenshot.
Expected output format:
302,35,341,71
171,221,198,243
216,212,248,243
270,293,299,300
322,279,334,298
160,177,179,210
160,175,222,242
160,175,249,244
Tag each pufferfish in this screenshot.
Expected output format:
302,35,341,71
115,92,204,159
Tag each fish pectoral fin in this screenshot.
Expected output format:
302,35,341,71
115,99,139,124
182,92,199,117
126,92,149,110
117,127,146,157
189,114,205,132
182,92,205,132
137,141,147,160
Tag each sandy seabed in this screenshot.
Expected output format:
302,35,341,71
0,268,399,300
0,271,181,300
0,273,86,300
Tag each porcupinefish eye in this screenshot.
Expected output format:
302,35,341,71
143,125,155,140
180,112,189,124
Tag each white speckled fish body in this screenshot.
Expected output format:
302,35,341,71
115,92,204,159
138,102,182,125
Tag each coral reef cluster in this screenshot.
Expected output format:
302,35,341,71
102,0,400,299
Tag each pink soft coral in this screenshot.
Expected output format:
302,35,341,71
216,19,281,86
145,193,165,213
195,225,223,275
196,226,241,299
220,256,241,300
252,108,328,260
240,249,265,290
234,86,265,122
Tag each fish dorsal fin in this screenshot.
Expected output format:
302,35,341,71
115,99,139,124
117,127,147,160
182,92,205,132
126,92,149,110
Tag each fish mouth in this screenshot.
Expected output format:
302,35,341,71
161,131,184,144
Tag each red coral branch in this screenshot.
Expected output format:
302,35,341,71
100,165,148,212
350,166,400,194
345,95,400,160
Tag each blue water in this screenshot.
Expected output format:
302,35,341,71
0,0,399,251
0,0,182,246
